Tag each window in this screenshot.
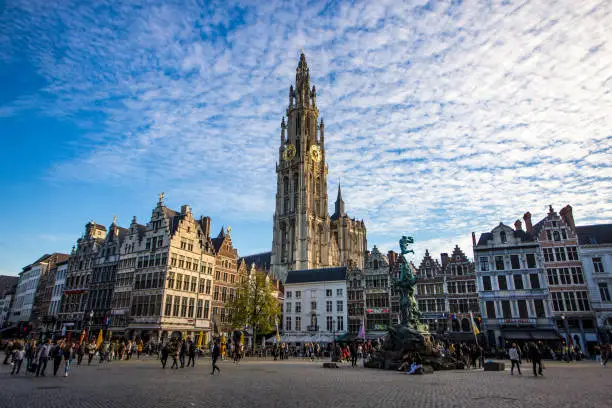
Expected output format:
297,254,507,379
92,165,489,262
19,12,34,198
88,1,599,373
526,253,537,268
173,296,180,316
497,276,507,290
482,276,492,291
326,289,332,297
164,295,172,316
547,268,559,285
190,277,197,292
546,230,552,241
558,268,570,285
286,302,292,313
554,247,566,261
447,281,457,293
337,288,343,296
593,257,604,273
553,231,561,241
326,316,333,331
543,248,554,262
286,317,292,331
326,301,332,312
517,300,528,318
188,298,195,317
510,255,520,270
500,231,507,243
495,256,505,271
566,246,578,261
213,286,219,301
599,283,611,302
501,300,512,318
311,301,317,311
552,292,564,311
203,300,210,319
295,302,301,313
197,300,203,318
183,276,190,291
206,280,211,295
221,287,227,302
570,267,584,284
513,275,524,290
529,274,540,289
181,297,188,317
576,291,590,311
337,300,343,312
296,291,301,299
479,257,489,272
485,301,496,318
286,291,292,299
534,299,546,317
337,316,344,331
295,316,301,331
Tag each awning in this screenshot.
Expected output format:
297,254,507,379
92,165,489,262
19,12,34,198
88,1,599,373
530,330,562,341
500,330,532,340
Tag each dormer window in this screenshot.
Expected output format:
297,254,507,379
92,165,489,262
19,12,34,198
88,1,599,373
553,231,561,241
500,231,507,243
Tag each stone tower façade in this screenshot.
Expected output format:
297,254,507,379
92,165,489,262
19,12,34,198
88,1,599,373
271,52,367,281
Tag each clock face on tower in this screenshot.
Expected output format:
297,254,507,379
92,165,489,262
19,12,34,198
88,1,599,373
310,145,322,163
283,144,296,161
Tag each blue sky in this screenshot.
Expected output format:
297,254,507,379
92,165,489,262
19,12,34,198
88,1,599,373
1,0,611,276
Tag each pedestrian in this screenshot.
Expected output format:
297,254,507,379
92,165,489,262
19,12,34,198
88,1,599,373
137,341,143,359
87,340,96,365
350,342,358,367
63,342,73,377
528,342,543,377
3,339,14,365
36,339,52,377
77,341,85,365
25,340,35,373
211,338,221,376
509,343,522,375
600,342,609,368
11,346,25,375
52,340,64,376
179,339,187,368
170,340,180,369
160,343,169,369
187,338,196,367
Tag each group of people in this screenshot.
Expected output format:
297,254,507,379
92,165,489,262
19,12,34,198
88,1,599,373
507,341,547,376
2,338,75,377
159,336,197,369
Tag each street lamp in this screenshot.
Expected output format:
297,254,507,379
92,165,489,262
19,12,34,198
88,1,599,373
561,313,570,346
87,310,94,341
332,318,337,362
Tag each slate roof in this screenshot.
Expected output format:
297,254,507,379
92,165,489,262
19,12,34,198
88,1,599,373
285,267,347,284
241,252,272,271
576,224,612,245
0,275,18,296
476,233,492,246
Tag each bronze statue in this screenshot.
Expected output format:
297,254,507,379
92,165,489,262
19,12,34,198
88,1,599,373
395,236,420,328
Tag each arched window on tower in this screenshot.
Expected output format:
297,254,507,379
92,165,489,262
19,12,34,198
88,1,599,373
500,231,507,243
281,223,288,262
283,177,289,214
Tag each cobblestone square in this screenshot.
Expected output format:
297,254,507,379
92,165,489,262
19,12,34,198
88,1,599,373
0,358,610,408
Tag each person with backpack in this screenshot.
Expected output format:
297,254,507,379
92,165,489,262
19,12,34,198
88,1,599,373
508,343,522,375
211,338,221,375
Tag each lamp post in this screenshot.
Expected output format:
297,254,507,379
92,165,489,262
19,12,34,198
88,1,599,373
87,310,94,342
561,313,570,346
332,318,337,362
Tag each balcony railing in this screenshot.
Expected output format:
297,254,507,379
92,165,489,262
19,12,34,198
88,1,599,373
307,325,318,331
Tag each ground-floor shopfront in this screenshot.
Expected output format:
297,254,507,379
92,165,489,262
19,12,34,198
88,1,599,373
553,315,598,356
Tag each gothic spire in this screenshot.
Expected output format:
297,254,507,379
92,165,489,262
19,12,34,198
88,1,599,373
334,182,345,218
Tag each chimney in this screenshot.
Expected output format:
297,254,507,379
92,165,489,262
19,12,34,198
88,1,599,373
440,253,449,268
471,232,476,246
560,205,575,230
387,250,397,266
200,216,211,238
523,212,533,234
514,219,523,231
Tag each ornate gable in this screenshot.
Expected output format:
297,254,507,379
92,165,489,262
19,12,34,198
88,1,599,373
416,250,442,278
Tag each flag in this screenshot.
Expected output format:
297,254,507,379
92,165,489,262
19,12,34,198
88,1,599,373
469,312,480,336
79,330,86,345
197,331,204,348
358,318,366,340
95,329,104,348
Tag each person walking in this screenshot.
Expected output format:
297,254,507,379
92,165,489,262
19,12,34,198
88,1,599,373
137,341,143,360
509,343,522,375
170,340,180,369
77,341,85,365
36,339,52,377
160,343,169,369
528,342,543,377
11,346,25,375
3,339,14,365
210,338,221,376
600,342,609,368
87,340,96,365
187,338,196,367
52,340,64,376
24,340,35,373
62,342,73,377
179,339,187,368
350,342,358,367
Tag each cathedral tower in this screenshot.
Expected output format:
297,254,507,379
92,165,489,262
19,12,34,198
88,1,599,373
271,53,367,281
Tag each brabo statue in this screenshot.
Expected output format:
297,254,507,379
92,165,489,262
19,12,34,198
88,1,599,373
395,236,420,328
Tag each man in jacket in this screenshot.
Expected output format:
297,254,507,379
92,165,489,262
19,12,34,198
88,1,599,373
186,338,196,367
508,343,521,375
87,341,97,365
36,339,52,377
211,338,221,375
179,339,187,368
528,342,543,376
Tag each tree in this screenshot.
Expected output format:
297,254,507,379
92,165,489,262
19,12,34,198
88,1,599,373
227,269,281,352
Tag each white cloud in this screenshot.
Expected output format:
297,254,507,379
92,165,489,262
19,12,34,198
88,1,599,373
0,0,610,261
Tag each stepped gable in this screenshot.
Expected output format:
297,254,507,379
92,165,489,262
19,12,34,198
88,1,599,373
416,249,442,277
